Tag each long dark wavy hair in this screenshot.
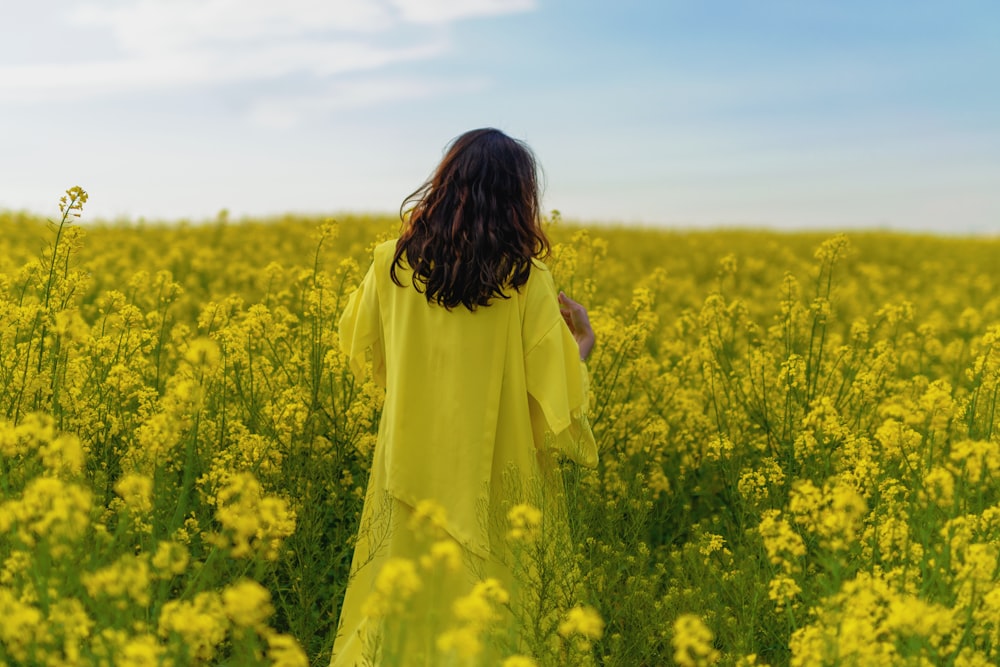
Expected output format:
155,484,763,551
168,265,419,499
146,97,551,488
391,128,550,311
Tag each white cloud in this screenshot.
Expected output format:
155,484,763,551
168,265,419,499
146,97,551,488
71,0,395,55
246,76,488,128
0,41,446,101
391,0,535,24
0,0,534,106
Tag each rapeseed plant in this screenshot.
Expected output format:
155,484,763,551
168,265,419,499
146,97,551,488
4,190,1000,664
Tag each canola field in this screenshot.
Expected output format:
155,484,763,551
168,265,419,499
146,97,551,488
3,187,1000,666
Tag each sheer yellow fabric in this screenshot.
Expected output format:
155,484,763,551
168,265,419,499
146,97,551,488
331,240,597,666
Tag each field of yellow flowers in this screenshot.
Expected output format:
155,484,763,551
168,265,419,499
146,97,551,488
3,187,1000,666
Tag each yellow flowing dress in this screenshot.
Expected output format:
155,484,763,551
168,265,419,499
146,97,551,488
332,240,597,666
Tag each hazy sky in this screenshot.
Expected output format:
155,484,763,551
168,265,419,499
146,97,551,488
2,0,998,232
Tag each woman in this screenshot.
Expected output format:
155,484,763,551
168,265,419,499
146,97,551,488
332,128,597,666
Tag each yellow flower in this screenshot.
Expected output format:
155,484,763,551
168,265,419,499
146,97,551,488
214,472,296,560
58,185,88,215
954,648,994,667
950,439,1000,483
698,533,726,558
454,590,498,627
151,540,189,577
39,433,85,477
360,558,422,619
0,588,43,662
788,477,867,552
470,577,509,606
502,656,539,667
1,477,91,555
558,605,605,642
115,473,154,515
884,594,954,647
437,626,482,659
919,379,956,433
647,466,672,498
266,632,309,667
450,578,509,629
47,597,93,663
953,543,998,608
814,232,850,263
158,591,228,661
920,465,955,508
117,633,166,667
768,575,802,610
82,553,152,608
420,539,463,572
223,579,274,628
437,577,512,659
408,498,449,537
704,435,734,463
672,614,719,667
507,503,543,542
184,336,221,370
757,510,806,573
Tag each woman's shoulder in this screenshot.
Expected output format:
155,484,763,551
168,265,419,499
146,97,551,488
530,256,551,273
520,257,558,312
371,239,400,276
526,257,555,294
373,239,397,261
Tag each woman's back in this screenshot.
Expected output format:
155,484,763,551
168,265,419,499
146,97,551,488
331,129,597,666
339,240,594,558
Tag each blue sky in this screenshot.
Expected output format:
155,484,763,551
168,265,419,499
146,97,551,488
1,0,998,232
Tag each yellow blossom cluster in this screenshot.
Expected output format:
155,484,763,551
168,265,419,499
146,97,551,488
213,471,297,560
5,192,1000,665
672,614,720,667
507,502,544,542
557,604,605,650
437,578,511,659
361,557,423,620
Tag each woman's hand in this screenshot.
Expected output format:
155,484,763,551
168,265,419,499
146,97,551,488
559,292,596,360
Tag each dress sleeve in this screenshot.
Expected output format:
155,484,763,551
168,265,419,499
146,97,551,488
338,262,386,385
524,319,599,468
